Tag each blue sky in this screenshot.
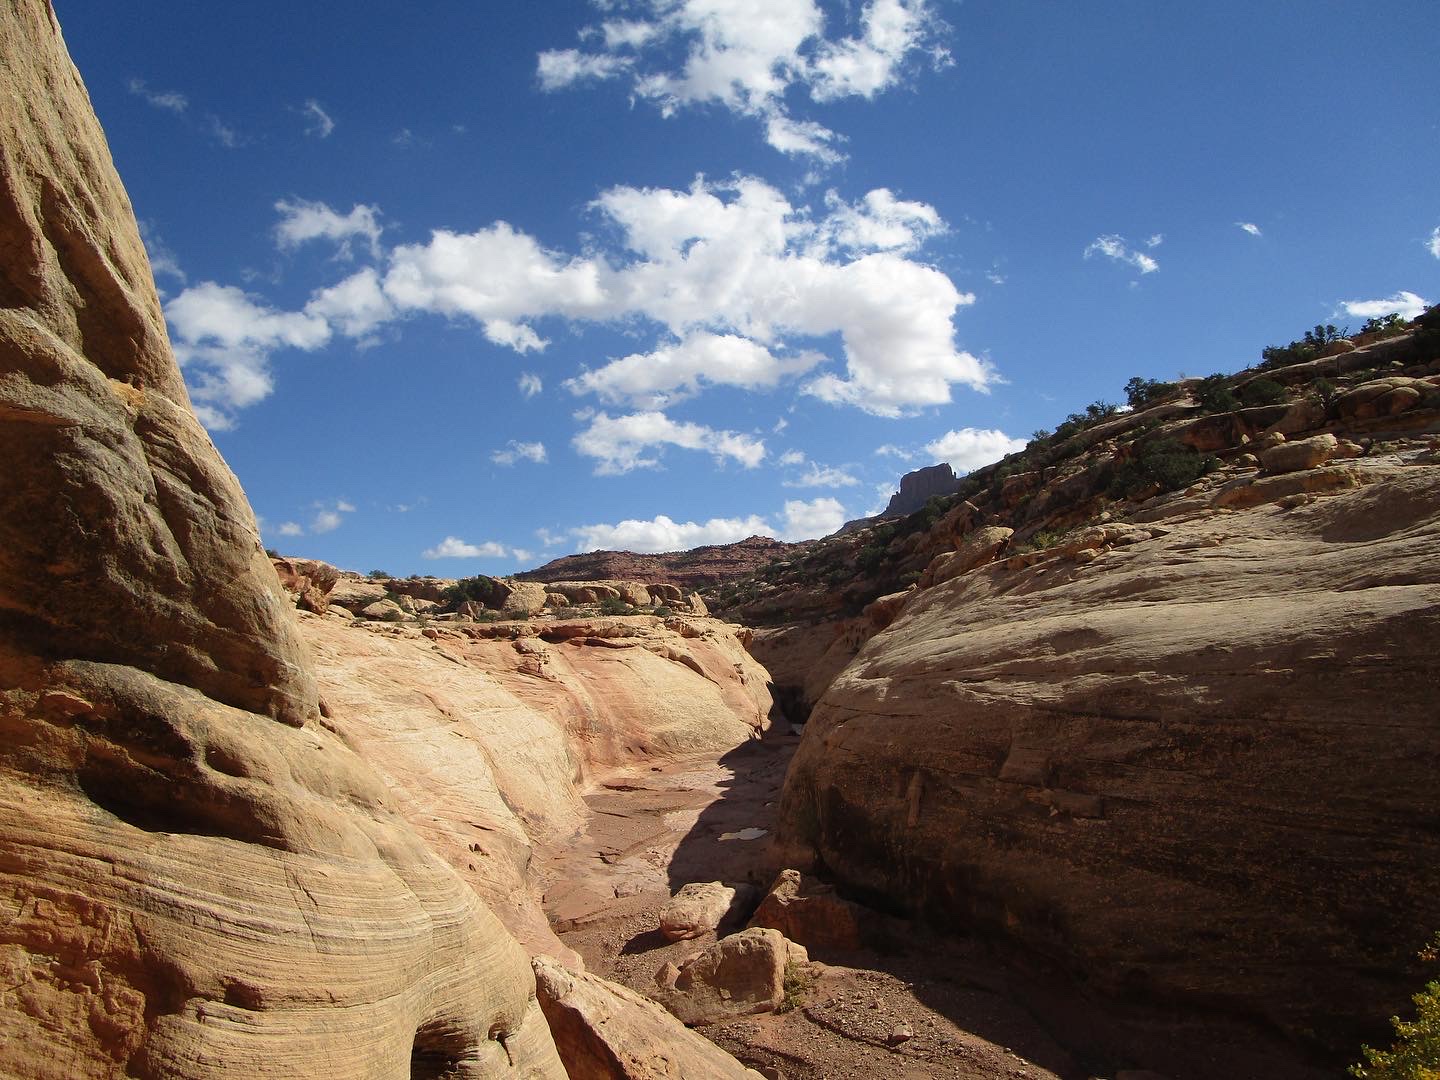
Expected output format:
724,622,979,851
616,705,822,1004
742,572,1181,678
58,0,1438,575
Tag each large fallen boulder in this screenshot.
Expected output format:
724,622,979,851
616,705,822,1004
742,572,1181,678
533,957,763,1079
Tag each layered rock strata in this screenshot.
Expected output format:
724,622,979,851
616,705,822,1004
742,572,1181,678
0,4,570,1076
777,447,1440,1061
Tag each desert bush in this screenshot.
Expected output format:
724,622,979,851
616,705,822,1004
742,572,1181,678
1361,313,1409,338
779,961,815,1013
443,574,498,605
1350,933,1440,1079
1238,377,1288,407
1195,374,1240,413
367,569,391,580
1013,528,1066,554
652,605,673,617
599,596,635,616
1109,437,1219,499
1125,376,1178,408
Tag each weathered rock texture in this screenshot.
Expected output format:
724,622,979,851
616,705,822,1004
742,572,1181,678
533,957,763,1079
0,5,565,1076
881,462,961,518
298,613,772,963
777,449,1440,1061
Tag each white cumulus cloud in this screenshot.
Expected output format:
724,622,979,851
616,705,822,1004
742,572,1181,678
537,0,947,162
491,440,548,466
178,175,990,429
573,411,766,475
1428,227,1440,259
922,427,1027,473
566,331,821,409
275,198,383,260
569,495,848,553
518,372,544,398
1339,290,1429,322
423,536,511,559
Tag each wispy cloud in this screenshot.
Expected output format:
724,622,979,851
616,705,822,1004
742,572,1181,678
127,77,187,113
300,99,335,138
1428,226,1440,259
1236,221,1262,237
1145,233,1164,248
1084,234,1158,275
782,462,860,488
518,372,544,398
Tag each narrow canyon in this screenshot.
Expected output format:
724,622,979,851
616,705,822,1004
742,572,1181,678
3,2,1438,1078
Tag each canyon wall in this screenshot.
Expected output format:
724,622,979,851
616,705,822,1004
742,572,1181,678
776,446,1440,1061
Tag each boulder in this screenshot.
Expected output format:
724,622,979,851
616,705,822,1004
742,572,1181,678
360,598,407,621
747,869,872,953
499,579,550,616
659,882,743,941
1260,433,1339,475
659,928,790,1026
329,577,390,612
533,957,762,1079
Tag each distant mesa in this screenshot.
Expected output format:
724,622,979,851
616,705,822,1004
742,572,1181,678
515,534,801,590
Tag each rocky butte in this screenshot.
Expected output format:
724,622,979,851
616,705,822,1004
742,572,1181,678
3,2,1439,1078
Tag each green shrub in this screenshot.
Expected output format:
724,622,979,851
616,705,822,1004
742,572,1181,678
1361,313,1408,337
367,569,392,580
1195,374,1240,413
1238,377,1288,407
1014,528,1066,554
1351,933,1440,1079
779,961,815,1013
1109,437,1219,500
443,575,499,605
1125,376,1179,408
599,596,635,616
855,543,886,572
652,605,673,617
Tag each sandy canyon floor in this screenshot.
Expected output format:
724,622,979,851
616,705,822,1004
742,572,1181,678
534,728,1330,1080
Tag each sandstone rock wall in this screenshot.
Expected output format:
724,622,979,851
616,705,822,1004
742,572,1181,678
0,4,566,1075
300,613,771,964
776,451,1440,1061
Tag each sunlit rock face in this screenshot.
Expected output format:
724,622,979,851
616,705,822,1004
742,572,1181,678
777,451,1440,1062
0,3,565,1075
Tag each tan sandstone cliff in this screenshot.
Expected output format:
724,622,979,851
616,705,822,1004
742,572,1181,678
775,440,1440,1065
0,3,567,1075
0,5,770,1077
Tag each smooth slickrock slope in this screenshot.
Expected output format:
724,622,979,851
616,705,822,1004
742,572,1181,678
777,449,1440,1062
298,612,771,963
0,3,565,1075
